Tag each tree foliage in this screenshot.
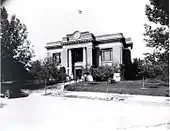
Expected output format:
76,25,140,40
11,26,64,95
144,0,169,82
122,58,163,80
29,57,67,84
145,0,169,26
131,58,157,79
1,57,33,81
1,7,34,81
1,7,34,64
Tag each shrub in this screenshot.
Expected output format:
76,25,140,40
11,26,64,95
91,65,117,81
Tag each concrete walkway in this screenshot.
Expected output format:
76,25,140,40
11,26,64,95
63,91,170,104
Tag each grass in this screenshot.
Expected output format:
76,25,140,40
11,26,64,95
64,80,169,97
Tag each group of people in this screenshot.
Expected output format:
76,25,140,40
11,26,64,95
66,73,94,82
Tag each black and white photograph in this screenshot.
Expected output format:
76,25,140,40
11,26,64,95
0,0,169,130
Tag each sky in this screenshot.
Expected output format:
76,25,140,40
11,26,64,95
4,0,151,60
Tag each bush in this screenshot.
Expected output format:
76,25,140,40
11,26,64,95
90,66,115,81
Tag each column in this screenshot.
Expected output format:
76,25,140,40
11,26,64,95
61,48,68,71
83,47,86,67
99,55,102,66
112,44,121,65
112,47,114,65
69,49,72,76
98,48,101,66
87,47,93,66
120,46,122,64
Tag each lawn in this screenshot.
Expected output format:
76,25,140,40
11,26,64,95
64,80,169,97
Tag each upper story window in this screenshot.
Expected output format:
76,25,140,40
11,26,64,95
53,53,61,63
101,48,113,61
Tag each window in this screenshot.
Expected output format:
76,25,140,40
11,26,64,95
53,53,61,63
101,48,113,61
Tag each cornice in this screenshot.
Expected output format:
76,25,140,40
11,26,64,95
45,31,133,50
45,45,62,50
62,39,94,45
96,38,123,44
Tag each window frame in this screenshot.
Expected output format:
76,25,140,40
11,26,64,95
53,52,61,63
101,48,113,61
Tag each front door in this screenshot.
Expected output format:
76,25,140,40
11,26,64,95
71,48,83,78
75,69,82,80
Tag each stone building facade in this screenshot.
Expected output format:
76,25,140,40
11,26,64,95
45,31,133,79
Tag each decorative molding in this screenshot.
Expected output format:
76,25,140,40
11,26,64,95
45,31,133,49
73,31,81,39
47,41,62,45
45,45,63,50
62,39,93,45
96,38,123,44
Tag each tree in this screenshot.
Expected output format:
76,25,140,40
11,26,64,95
1,7,34,81
28,60,43,80
130,58,143,80
1,7,34,64
42,57,66,83
144,0,169,82
132,58,156,79
1,57,33,81
29,57,67,84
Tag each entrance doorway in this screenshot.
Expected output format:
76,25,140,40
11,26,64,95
75,69,82,80
72,48,83,63
71,48,83,77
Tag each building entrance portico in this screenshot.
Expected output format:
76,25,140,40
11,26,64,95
68,46,88,79
60,31,94,78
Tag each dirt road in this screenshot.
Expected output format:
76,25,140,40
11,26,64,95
0,92,170,131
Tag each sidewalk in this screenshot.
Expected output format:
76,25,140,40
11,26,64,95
47,80,76,88
64,91,170,104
